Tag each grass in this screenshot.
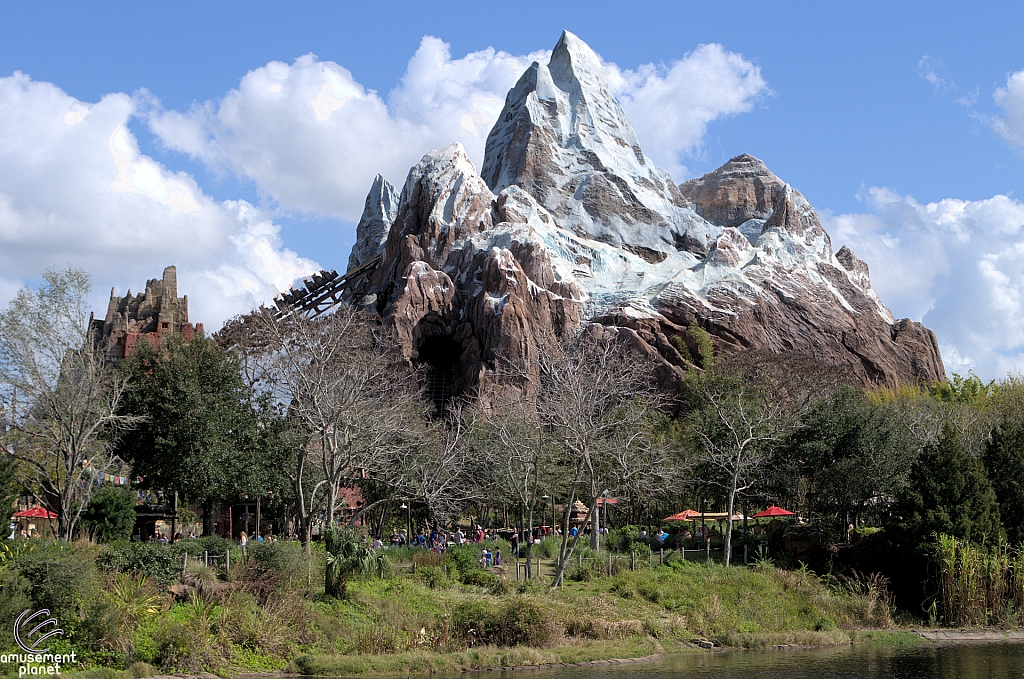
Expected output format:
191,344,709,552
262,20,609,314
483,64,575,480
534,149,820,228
283,558,897,675
2,539,903,677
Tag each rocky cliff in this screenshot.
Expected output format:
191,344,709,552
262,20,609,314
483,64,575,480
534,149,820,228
350,31,944,400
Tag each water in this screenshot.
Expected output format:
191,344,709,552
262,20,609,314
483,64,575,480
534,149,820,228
486,643,1024,679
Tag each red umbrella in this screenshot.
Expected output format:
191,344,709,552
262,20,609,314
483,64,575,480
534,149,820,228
13,507,57,519
752,505,795,518
663,509,702,522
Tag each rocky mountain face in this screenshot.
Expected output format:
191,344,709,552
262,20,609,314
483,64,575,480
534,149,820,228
351,31,944,400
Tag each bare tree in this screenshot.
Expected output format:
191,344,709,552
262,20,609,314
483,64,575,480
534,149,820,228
686,370,788,566
221,305,417,553
384,403,483,523
531,329,666,587
479,394,561,577
0,267,141,540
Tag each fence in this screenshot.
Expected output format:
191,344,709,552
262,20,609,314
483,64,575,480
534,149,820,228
181,549,233,579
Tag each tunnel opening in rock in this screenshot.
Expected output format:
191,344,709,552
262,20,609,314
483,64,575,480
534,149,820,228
417,335,463,411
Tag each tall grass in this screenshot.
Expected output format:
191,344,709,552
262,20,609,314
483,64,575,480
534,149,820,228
934,533,1024,626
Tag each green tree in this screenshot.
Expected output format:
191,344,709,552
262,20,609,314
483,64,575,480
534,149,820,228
0,455,20,526
116,335,271,535
983,419,1024,544
80,485,136,542
888,424,1001,551
784,385,917,539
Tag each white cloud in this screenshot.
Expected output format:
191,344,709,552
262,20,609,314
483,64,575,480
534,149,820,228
0,72,315,328
992,69,1024,148
823,188,1024,380
146,37,767,221
610,44,769,177
146,40,547,222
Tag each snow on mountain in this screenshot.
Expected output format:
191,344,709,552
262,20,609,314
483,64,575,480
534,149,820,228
348,32,944,392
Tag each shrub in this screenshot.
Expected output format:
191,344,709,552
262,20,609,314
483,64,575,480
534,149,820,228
636,580,664,604
566,561,597,582
248,540,307,584
175,535,237,562
15,542,99,633
98,541,180,584
445,544,481,578
489,598,559,648
461,570,499,588
416,565,452,589
814,616,837,631
81,486,137,543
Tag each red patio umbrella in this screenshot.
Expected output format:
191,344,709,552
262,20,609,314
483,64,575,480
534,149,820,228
13,507,57,519
752,505,795,518
663,509,702,522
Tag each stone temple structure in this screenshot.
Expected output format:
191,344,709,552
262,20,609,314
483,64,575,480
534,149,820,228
90,265,203,360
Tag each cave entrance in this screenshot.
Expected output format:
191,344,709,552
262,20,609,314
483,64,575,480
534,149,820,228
417,335,462,411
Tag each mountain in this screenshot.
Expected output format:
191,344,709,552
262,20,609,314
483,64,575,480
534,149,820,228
349,31,944,401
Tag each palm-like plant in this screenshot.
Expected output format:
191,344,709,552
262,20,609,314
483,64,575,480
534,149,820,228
103,572,163,652
323,526,390,598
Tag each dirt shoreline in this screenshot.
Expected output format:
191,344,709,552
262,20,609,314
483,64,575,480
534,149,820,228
914,629,1024,641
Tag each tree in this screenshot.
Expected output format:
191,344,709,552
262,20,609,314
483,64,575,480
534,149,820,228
888,424,1001,552
530,330,665,587
221,306,418,553
0,267,141,540
0,455,21,526
983,419,1024,544
81,485,136,542
784,385,917,538
116,334,270,535
684,369,788,566
478,395,560,578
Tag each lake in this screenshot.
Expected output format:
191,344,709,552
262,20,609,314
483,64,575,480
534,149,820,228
484,642,1024,679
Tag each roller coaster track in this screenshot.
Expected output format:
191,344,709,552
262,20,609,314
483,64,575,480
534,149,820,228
272,255,381,319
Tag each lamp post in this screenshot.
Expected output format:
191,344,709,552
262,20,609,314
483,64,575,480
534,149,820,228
400,503,411,546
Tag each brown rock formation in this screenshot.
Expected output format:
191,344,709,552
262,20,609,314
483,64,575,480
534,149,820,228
349,32,944,401
90,265,203,360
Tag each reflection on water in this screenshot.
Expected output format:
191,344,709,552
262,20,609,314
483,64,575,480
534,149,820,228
489,642,1024,679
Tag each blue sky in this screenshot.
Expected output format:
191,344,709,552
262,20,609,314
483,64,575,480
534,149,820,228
2,1,1024,377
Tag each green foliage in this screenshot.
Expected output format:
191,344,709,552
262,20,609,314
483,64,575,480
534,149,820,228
323,526,389,597
687,323,716,369
116,335,280,533
97,540,180,584
783,385,917,534
888,424,1002,551
175,534,237,559
248,539,308,585
670,334,693,364
14,541,99,636
445,544,483,579
0,455,19,524
983,418,1024,544
81,486,137,543
933,533,1024,626
449,597,558,648
670,324,717,370
930,372,995,405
